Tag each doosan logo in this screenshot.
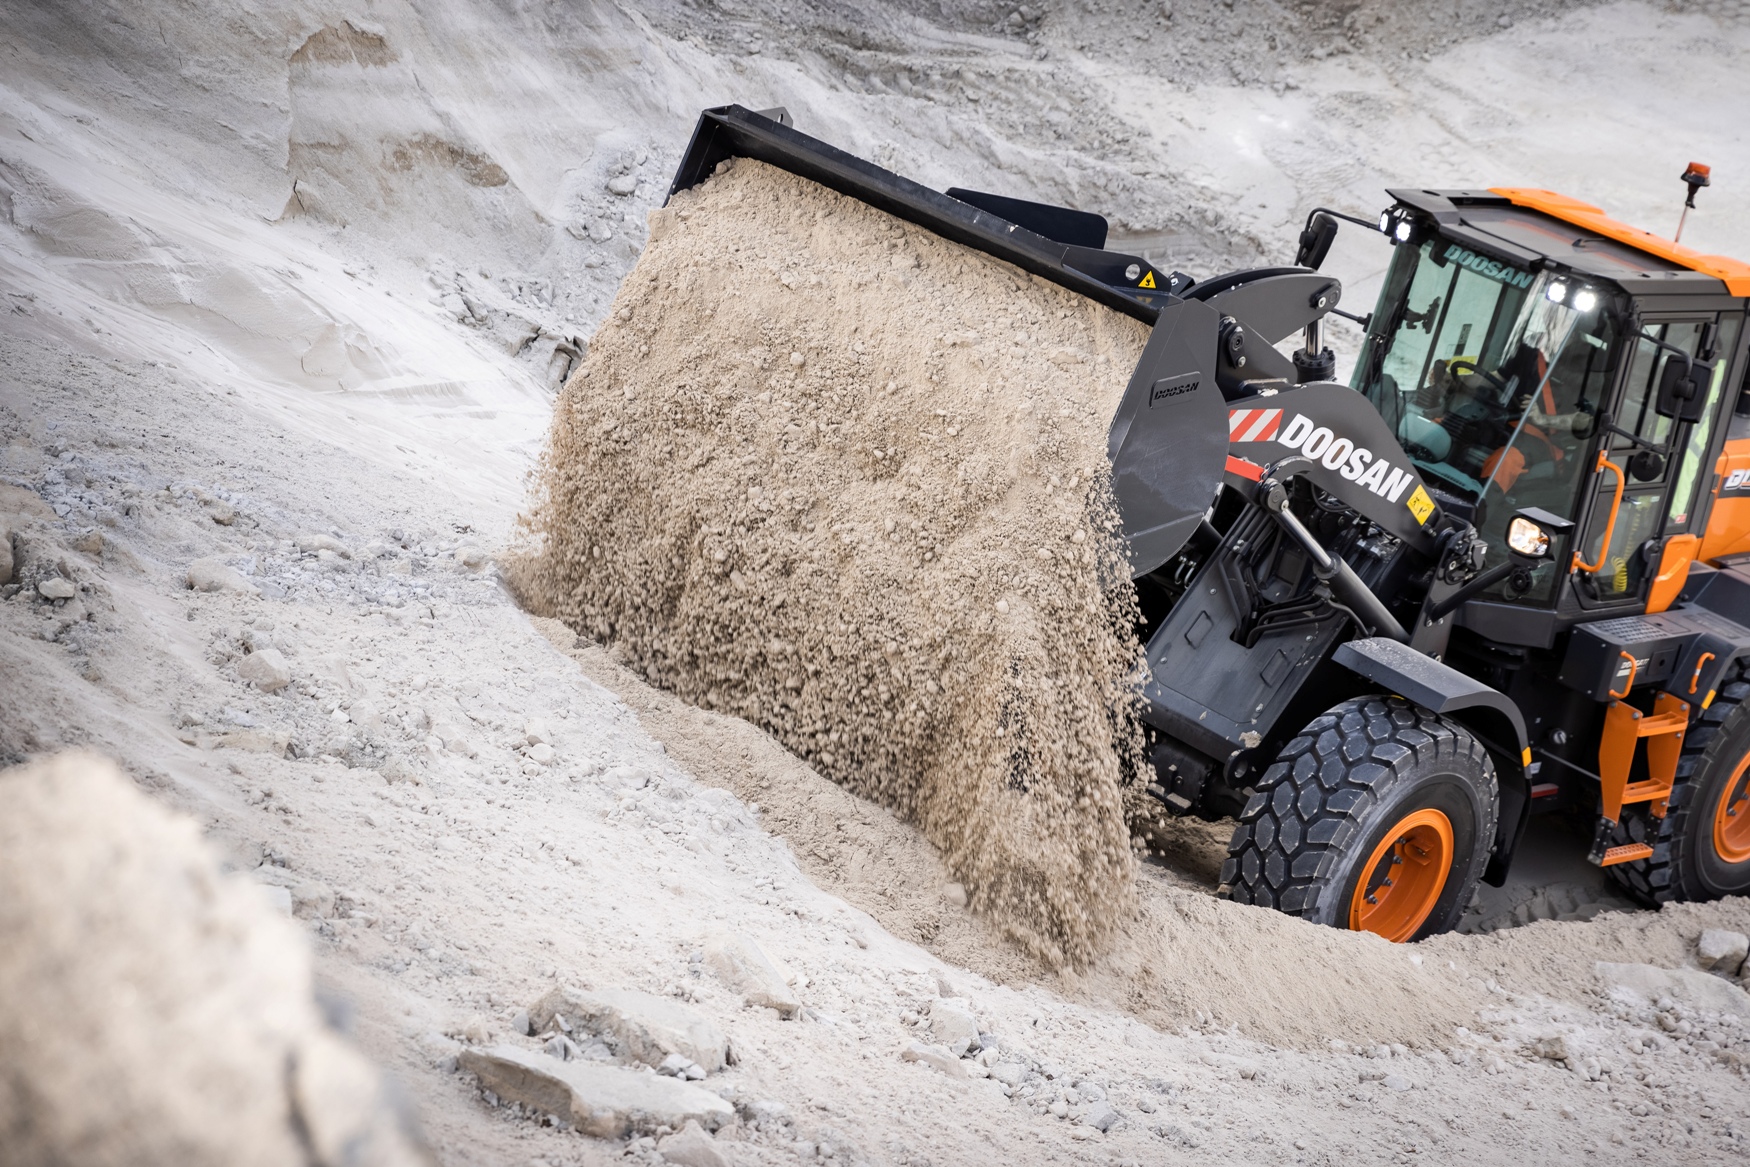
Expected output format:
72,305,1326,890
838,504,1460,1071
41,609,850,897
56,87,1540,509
1442,244,1535,290
1273,413,1417,502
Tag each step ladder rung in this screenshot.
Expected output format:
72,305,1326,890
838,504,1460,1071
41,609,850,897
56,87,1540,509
1598,842,1654,867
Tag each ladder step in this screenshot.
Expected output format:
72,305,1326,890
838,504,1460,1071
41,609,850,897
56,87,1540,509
1599,843,1654,867
1634,712,1689,737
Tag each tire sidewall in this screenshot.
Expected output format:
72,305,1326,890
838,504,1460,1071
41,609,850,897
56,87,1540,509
1678,704,1750,898
1313,767,1486,939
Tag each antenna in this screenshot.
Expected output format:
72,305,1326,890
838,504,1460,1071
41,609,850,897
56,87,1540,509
1675,162,1710,244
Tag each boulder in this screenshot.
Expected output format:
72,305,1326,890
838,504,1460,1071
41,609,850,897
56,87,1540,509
658,1119,731,1167
1697,929,1750,976
927,999,980,1054
187,558,259,595
529,986,728,1072
899,1042,967,1079
237,649,293,693
457,1045,732,1138
1596,961,1750,1017
703,932,800,1018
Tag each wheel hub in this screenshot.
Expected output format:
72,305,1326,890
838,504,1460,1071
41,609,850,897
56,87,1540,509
1348,808,1454,942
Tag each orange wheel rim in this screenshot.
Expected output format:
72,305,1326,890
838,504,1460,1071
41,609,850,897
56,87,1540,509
1348,808,1454,942
1712,753,1750,865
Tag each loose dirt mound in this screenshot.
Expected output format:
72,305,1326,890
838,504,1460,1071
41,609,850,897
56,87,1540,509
512,158,1151,966
0,752,430,1167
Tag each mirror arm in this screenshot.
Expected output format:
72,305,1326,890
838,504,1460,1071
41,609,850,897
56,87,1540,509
1602,422,1668,456
1304,206,1388,235
1636,329,1704,379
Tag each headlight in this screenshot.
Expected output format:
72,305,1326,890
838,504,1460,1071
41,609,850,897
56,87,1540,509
1572,288,1598,312
1379,210,1393,234
1394,218,1414,243
1546,281,1568,304
1507,516,1550,559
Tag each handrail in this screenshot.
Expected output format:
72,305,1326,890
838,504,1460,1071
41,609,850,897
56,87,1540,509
1691,652,1716,696
1608,650,1638,700
1573,452,1625,574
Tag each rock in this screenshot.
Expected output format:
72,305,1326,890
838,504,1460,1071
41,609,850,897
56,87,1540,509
1078,1099,1120,1131
291,881,335,919
212,726,292,755
900,1042,968,1079
205,500,237,525
1597,962,1750,1017
607,174,638,196
988,1062,1027,1087
510,1008,531,1037
659,1119,731,1167
296,532,351,558
72,529,103,555
455,547,487,570
380,757,422,785
237,648,293,693
1698,929,1750,975
262,885,294,914
703,932,801,1018
187,558,259,594
659,1052,706,1080
430,721,477,758
1381,1074,1413,1092
0,752,429,1166
457,1045,732,1138
0,528,12,586
941,882,968,908
529,986,729,1072
1531,1034,1569,1062
36,577,76,601
527,742,555,766
524,718,551,746
928,999,980,1052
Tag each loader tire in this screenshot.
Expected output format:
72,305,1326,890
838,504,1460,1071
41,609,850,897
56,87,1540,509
1606,674,1750,905
1220,696,1498,943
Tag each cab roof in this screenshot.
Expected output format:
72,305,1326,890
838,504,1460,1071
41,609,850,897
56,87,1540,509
1388,187,1750,300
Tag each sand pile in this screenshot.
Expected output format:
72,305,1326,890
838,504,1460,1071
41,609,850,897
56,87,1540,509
512,159,1152,966
0,752,431,1167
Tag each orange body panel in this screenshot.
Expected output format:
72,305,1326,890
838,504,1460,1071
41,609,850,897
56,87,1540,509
1647,534,1700,613
1700,440,1750,562
1490,187,1750,296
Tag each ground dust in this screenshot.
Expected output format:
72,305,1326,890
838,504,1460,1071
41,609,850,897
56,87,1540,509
511,158,1152,967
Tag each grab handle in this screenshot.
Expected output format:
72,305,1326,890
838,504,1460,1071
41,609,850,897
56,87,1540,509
1608,650,1638,700
1573,453,1625,574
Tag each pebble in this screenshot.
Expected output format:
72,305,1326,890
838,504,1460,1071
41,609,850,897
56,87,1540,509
1078,1099,1119,1131
457,1045,732,1138
296,533,351,558
607,174,638,196
36,577,76,601
527,742,556,765
1381,1074,1412,1092
237,648,293,693
941,881,968,908
455,546,487,570
204,500,236,525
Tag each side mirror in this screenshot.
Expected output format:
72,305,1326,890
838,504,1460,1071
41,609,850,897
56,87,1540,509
1655,354,1712,422
1296,213,1338,271
1505,507,1576,564
1628,449,1666,482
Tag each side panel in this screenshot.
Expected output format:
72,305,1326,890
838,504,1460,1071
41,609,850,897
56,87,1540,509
1700,438,1750,561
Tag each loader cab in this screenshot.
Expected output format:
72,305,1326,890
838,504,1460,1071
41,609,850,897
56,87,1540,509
1352,189,1750,635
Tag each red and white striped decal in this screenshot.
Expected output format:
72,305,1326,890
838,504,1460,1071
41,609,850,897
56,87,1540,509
1227,407,1283,443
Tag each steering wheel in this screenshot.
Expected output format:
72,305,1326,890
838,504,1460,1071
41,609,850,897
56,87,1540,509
1445,358,1511,394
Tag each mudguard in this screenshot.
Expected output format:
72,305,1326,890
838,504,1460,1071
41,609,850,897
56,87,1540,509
1223,382,1440,556
1334,637,1530,885
1107,299,1229,578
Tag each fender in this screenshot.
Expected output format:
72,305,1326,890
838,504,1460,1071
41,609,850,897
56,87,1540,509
1224,382,1441,556
1334,637,1531,886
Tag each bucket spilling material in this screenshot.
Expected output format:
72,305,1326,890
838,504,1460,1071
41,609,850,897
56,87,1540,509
511,159,1151,966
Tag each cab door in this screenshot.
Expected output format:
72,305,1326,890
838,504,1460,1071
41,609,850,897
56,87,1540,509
1575,313,1744,608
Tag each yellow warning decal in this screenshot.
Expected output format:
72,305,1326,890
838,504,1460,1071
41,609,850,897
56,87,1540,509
1406,485,1435,525
1138,270,1157,289
1522,747,1533,767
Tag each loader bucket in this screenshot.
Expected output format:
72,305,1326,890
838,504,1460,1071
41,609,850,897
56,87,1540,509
668,104,1227,575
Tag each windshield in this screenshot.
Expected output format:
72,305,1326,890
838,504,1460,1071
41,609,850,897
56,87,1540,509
1354,236,1616,595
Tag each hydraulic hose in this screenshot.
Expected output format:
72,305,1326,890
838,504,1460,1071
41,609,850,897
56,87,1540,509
1265,491,1410,643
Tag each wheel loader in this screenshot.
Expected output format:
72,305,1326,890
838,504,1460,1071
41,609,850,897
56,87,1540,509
667,105,1750,941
